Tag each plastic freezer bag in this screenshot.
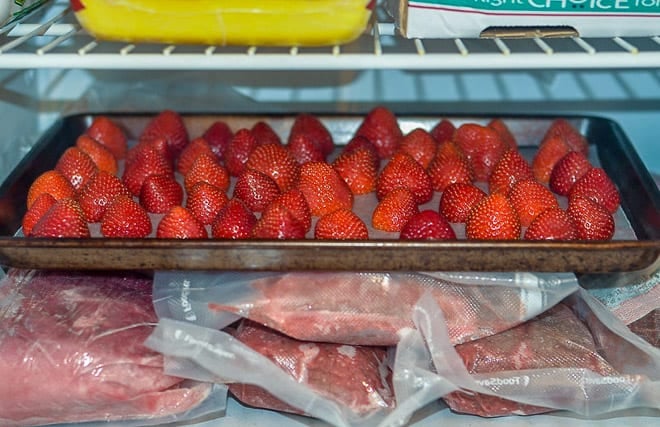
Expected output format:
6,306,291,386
0,269,223,427
153,271,579,346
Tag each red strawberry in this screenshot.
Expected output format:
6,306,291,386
487,150,533,195
202,120,233,160
398,128,437,169
372,188,419,232
265,189,312,232
377,152,433,204
524,207,578,241
22,193,57,236
355,106,403,159
567,196,615,241
85,116,127,160
156,206,207,239
543,119,589,156
140,110,189,158
287,133,325,164
55,147,98,192
78,171,132,223
487,119,517,151
508,179,559,227
465,192,521,240
314,208,369,240
439,182,486,223
342,136,380,170
297,161,353,217
532,135,571,184
549,151,592,196
251,121,282,146
126,136,173,167
332,145,378,195
289,114,334,157
122,146,174,196
75,134,118,175
176,137,214,175
252,204,307,239
26,170,76,209
184,153,230,193
233,169,281,213
139,174,183,214
569,168,620,214
246,143,300,192
224,128,259,177
100,195,152,238
185,181,229,226
430,119,455,144
211,198,257,239
30,198,90,238
453,123,507,182
427,141,473,192
400,210,456,240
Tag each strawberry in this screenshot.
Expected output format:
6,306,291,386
398,128,437,169
30,198,90,238
487,119,517,151
233,169,281,213
246,143,300,192
224,128,259,177
78,171,132,223
314,208,369,240
156,206,207,239
100,195,152,238
265,189,312,232
524,207,578,241
26,170,76,209
287,133,326,164
342,136,380,170
211,198,257,239
297,161,353,217
184,153,230,193
400,210,456,240
508,179,559,227
55,147,98,192
372,188,419,232
126,136,173,167
252,203,307,240
75,134,118,175
289,113,334,157
122,146,174,196
569,168,620,214
465,192,521,240
549,151,592,196
376,152,433,204
438,182,486,223
567,196,615,241
140,110,189,158
85,116,128,160
185,181,229,226
453,123,507,182
427,141,473,192
139,174,183,214
430,119,455,144
543,119,589,156
355,106,403,159
251,121,282,146
176,137,214,175
532,135,571,184
202,120,233,160
332,145,378,195
487,149,533,195
22,193,57,236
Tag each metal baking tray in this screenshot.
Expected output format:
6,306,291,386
0,113,658,273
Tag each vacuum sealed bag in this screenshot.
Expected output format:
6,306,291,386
153,271,579,346
0,269,224,427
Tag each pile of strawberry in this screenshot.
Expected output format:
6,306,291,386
22,108,620,241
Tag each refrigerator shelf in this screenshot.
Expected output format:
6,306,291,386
0,3,659,71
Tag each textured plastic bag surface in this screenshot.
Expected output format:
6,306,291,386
153,271,579,346
0,269,223,427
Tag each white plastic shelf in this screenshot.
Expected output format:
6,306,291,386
0,5,659,71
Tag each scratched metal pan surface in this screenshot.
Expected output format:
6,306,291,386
0,113,658,274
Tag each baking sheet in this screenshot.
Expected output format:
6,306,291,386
0,113,658,273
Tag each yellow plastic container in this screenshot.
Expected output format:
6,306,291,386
71,0,375,46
